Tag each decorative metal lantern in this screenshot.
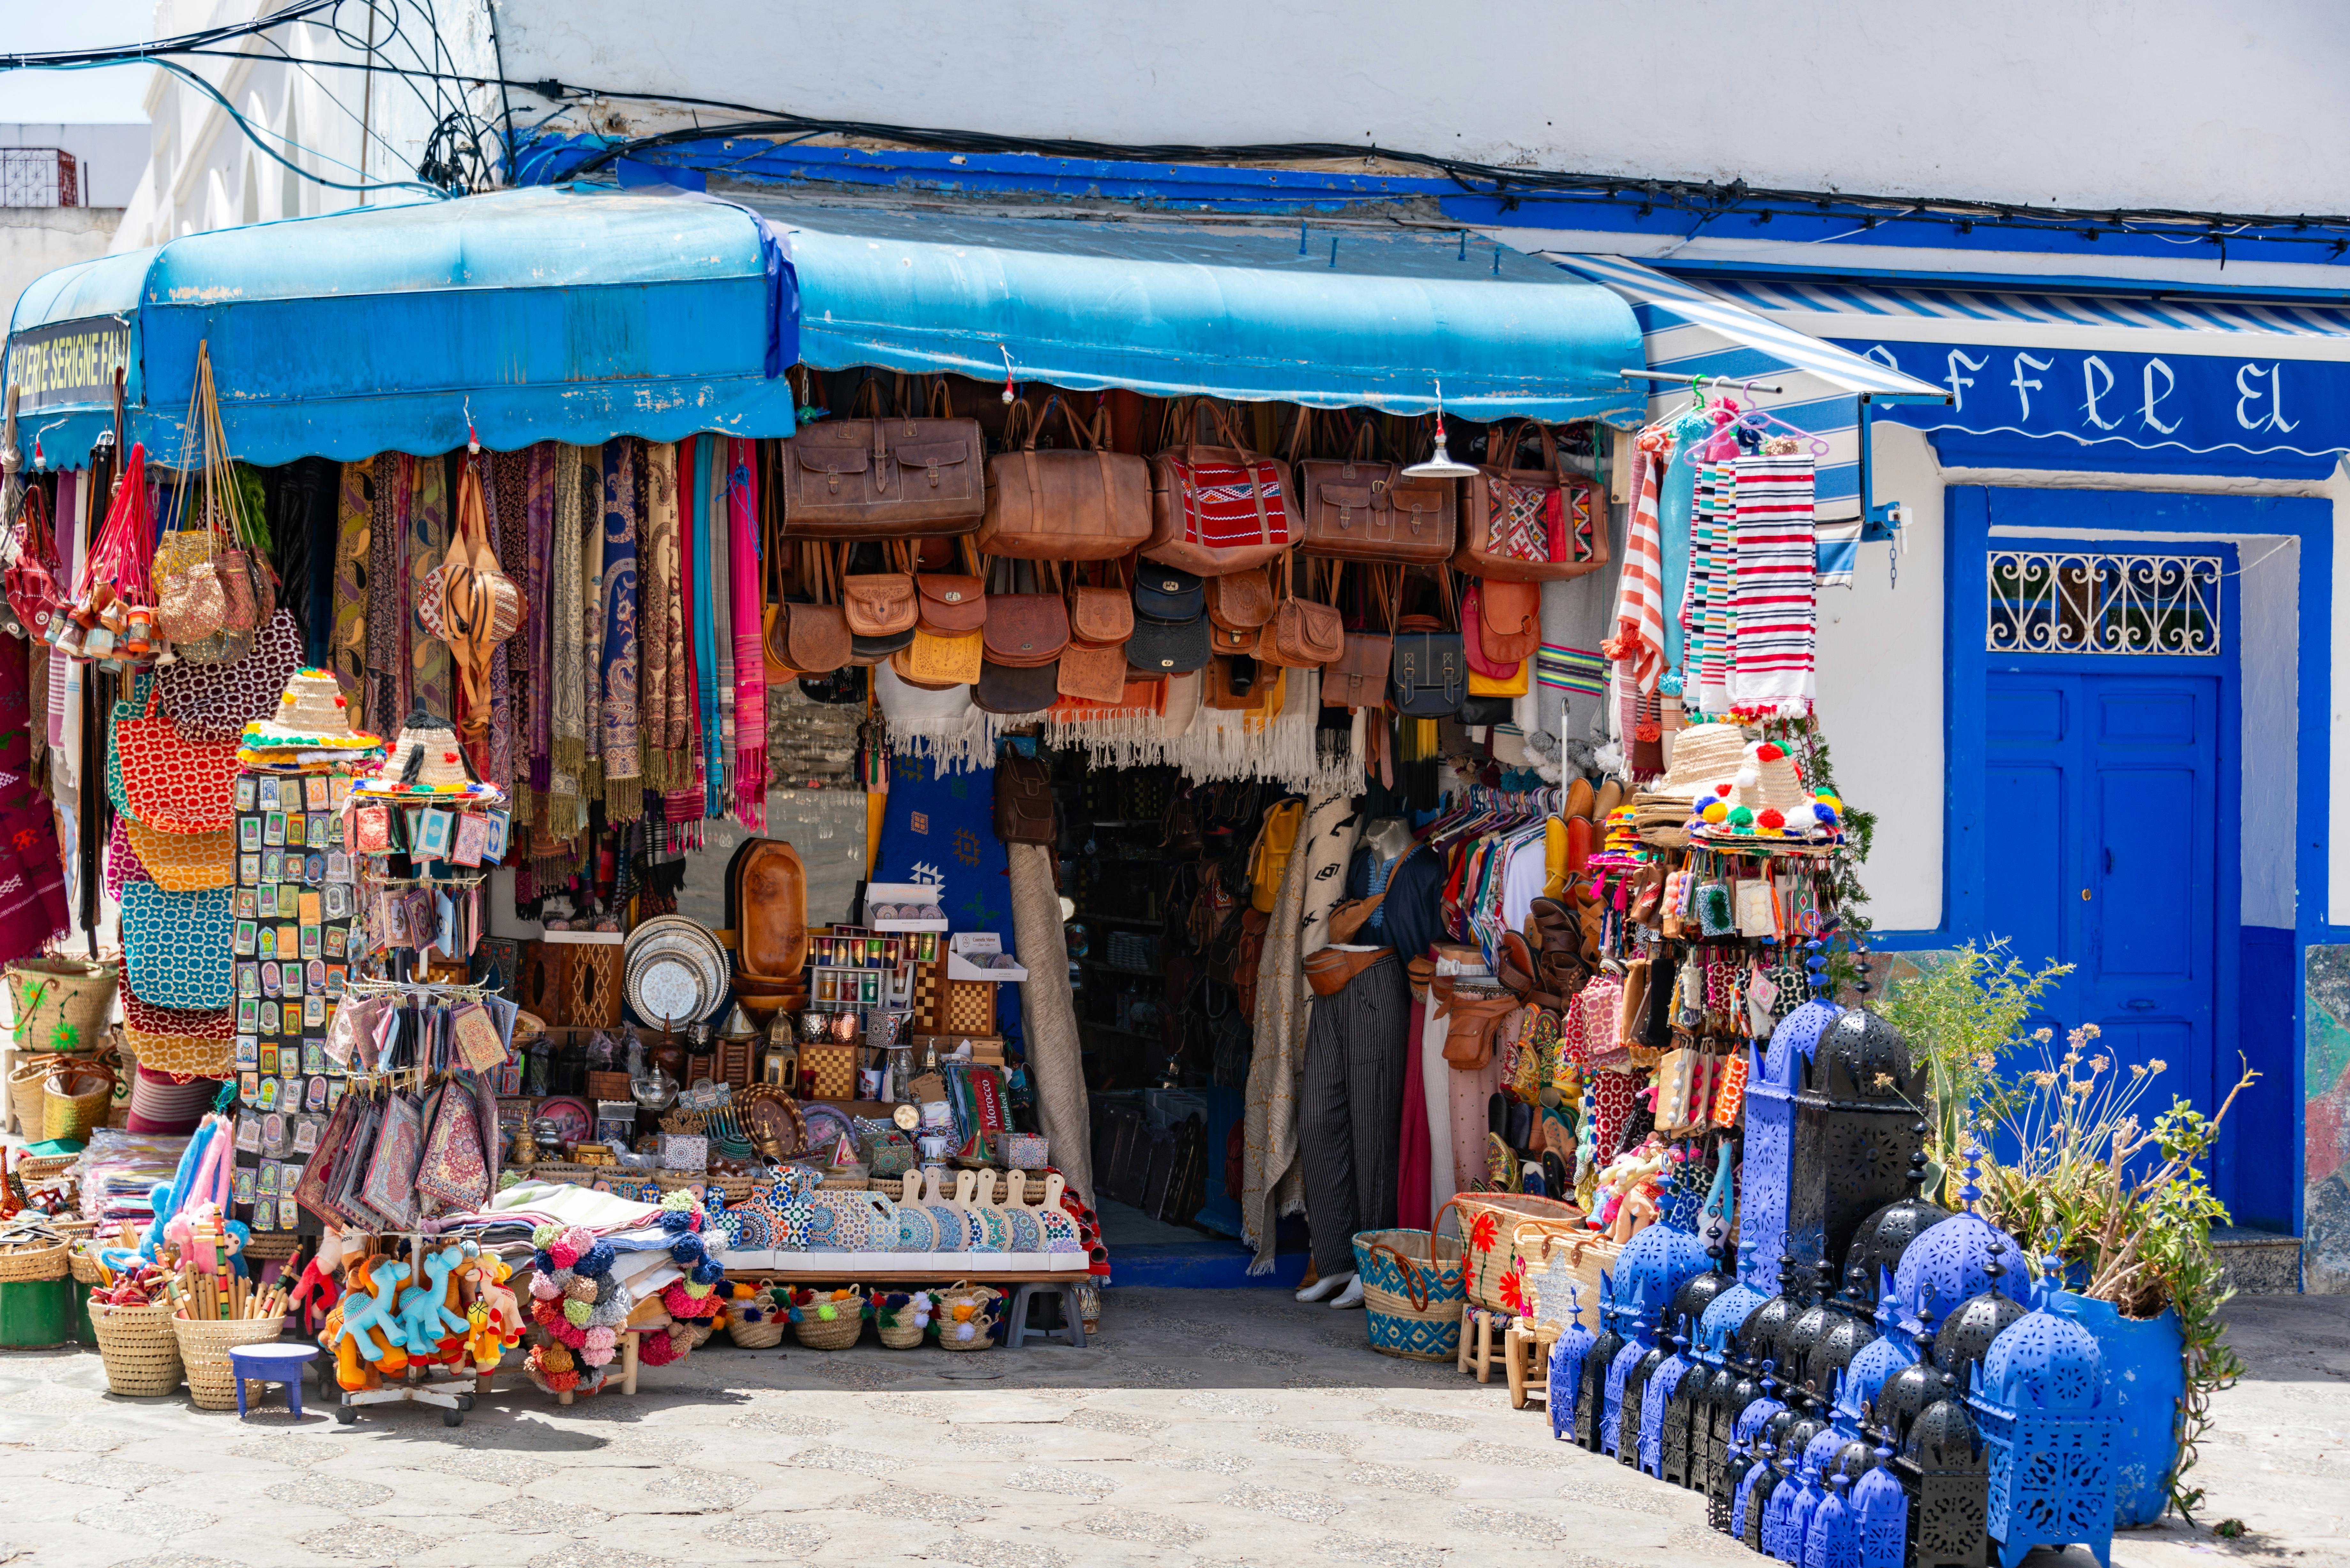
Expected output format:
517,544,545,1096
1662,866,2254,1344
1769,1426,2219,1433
1933,1241,2031,1382
1847,1133,1952,1289
1575,1276,1625,1452
1969,1275,2116,1568
1900,1390,1990,1568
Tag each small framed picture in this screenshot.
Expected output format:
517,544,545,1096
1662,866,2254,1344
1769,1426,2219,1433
262,811,284,848
330,774,352,808
257,1161,280,1198
255,1077,280,1113
297,891,322,926
239,853,261,886
324,924,348,960
259,1000,281,1037
304,995,326,1029
234,776,257,812
307,815,330,850
451,812,490,868
233,888,259,920
482,808,511,864
278,1196,298,1231
325,964,347,997
277,924,300,961
237,962,260,997
305,776,329,813
234,1115,262,1156
262,849,284,883
280,963,301,999
323,883,352,920
353,805,391,854
239,817,263,852
301,852,323,885
259,883,280,920
326,1080,347,1111
233,1167,256,1207
326,850,352,884
259,960,280,996
259,777,282,812
258,927,279,962
294,1110,322,1150
233,920,258,957
237,1071,259,1105
236,996,261,1032
415,808,453,859
303,1040,325,1076
299,924,321,960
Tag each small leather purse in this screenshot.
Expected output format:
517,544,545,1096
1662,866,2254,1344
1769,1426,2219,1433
917,535,988,634
982,558,1070,669
1260,554,1344,669
784,543,852,675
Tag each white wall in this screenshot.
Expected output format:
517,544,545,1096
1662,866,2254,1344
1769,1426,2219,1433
497,0,2350,214
0,124,147,208
0,206,121,344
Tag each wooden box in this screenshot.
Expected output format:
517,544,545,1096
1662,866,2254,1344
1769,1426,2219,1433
800,1040,857,1101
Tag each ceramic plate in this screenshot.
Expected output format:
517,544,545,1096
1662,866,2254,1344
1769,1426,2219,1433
534,1096,593,1145
629,950,706,1027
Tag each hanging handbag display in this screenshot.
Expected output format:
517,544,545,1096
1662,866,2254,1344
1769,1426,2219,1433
1127,559,1209,675
1203,653,1260,710
784,543,853,675
917,534,989,635
1205,562,1272,655
114,676,240,833
1323,564,1394,711
1057,560,1130,704
1390,567,1467,719
1458,420,1607,582
975,659,1059,716
1464,576,1542,673
778,377,986,539
1259,554,1345,669
1295,411,1458,564
841,539,920,639
2,484,64,641
119,883,236,1009
993,754,1057,844
896,625,985,687
982,558,1070,669
1146,401,1294,575
979,395,1154,561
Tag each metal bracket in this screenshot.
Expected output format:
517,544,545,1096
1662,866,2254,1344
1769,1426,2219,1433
1856,389,1955,543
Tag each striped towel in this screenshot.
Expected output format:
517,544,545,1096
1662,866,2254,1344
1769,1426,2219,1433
1537,645,1608,696
1686,462,1737,716
1815,516,1861,589
1729,452,1819,713
1603,446,1668,690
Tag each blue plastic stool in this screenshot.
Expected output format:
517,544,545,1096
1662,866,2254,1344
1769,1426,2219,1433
1005,1282,1087,1349
229,1342,320,1419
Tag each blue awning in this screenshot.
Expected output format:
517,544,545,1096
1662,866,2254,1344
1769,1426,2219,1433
4,186,797,468
737,195,1643,422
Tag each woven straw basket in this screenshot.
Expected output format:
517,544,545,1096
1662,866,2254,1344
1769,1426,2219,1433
875,1292,929,1350
1352,1228,1467,1361
91,1301,182,1397
6,958,118,1058
933,1283,1001,1352
68,1248,106,1285
1437,1193,1583,1313
43,1063,114,1143
171,1316,286,1410
728,1313,786,1350
1510,1222,1622,1325
790,1289,867,1351
8,1056,62,1137
0,1239,68,1283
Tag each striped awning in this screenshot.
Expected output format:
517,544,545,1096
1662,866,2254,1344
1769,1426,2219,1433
1528,252,1945,523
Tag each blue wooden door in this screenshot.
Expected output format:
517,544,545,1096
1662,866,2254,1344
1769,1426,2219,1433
1983,670,2219,1118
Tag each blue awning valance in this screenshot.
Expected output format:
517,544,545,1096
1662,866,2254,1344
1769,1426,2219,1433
743,196,1644,422
5,186,798,468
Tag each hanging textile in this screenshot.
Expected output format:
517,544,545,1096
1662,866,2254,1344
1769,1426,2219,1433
1007,840,1094,1205
1727,449,1819,715
491,449,534,807
407,455,451,721
689,438,723,818
1686,460,1737,717
331,460,370,704
0,630,68,960
726,439,766,827
598,441,642,819
363,456,402,739
708,447,734,819
522,444,556,808
1603,441,1669,691
639,442,679,793
579,445,605,800
547,444,586,833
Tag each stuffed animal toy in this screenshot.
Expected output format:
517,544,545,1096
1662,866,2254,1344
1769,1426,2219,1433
288,1230,350,1337
327,1255,411,1388
1589,1136,1670,1242
395,1243,474,1356
459,1253,523,1373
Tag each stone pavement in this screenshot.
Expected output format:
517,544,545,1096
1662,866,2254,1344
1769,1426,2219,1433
0,1285,2337,1568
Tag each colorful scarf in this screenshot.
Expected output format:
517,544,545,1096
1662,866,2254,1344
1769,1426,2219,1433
709,447,735,818
727,439,766,827
669,442,704,836
491,449,534,809
1603,443,1669,692
0,630,68,960
639,443,678,793
364,455,403,739
407,455,450,721
547,444,585,831
523,444,555,803
689,438,722,818
1728,450,1818,716
475,462,514,794
331,460,370,705
599,440,642,818
580,445,605,798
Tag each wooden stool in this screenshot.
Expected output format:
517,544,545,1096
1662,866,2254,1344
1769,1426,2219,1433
1506,1321,1562,1410
1006,1282,1088,1349
1457,1305,1505,1384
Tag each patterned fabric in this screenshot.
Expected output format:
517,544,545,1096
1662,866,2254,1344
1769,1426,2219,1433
493,449,534,786
727,440,766,827
1729,452,1818,713
156,609,301,743
638,443,678,791
103,816,148,898
114,677,240,833
1689,461,1738,716
330,461,370,703
1483,477,1558,564
580,446,605,788
407,455,451,721
359,1092,424,1229
120,883,235,1008
364,454,402,736
1815,515,1861,590
548,444,586,822
121,819,234,891
416,1080,490,1210
598,441,641,812
124,1029,233,1081
1536,644,1607,697
689,439,722,815
478,461,515,794
1165,453,1292,553
121,991,233,1039
1604,446,1669,690
0,631,66,958
523,444,556,797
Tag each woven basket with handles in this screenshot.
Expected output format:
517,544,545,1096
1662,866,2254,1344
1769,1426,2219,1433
91,1301,182,1397
6,957,118,1057
171,1315,285,1410
789,1288,867,1351
932,1282,1002,1352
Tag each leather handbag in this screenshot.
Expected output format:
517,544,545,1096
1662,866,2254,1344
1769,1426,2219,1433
896,625,984,687
1205,565,1274,634
1458,421,1607,582
1465,577,1541,672
1146,401,1294,575
994,755,1056,844
1134,563,1204,624
976,659,1059,716
1057,636,1129,704
1126,612,1210,675
1468,657,1529,697
1068,558,1134,645
978,396,1153,562
842,540,919,638
784,544,852,675
1204,653,1259,710
2,485,64,641
1295,412,1457,564
918,535,988,634
983,559,1070,669
1323,566,1393,711
779,378,986,539
1247,800,1304,914
1259,554,1345,670
1390,569,1466,719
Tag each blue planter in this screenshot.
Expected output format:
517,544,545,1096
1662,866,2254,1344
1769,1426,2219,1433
2058,1289,2185,1527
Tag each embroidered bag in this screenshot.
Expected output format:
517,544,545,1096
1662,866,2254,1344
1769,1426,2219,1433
115,676,240,833
415,1077,490,1210
2,484,64,641
359,1091,425,1230
120,883,235,1008
122,818,235,891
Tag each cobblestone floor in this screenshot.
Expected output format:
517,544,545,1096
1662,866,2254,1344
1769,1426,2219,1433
0,1287,2332,1568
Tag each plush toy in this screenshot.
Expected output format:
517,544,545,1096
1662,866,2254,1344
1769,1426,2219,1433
461,1254,524,1373
395,1243,474,1355
288,1230,350,1337
328,1256,411,1389
1588,1136,1671,1242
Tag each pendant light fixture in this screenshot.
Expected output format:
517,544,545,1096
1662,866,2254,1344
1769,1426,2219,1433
1403,377,1481,479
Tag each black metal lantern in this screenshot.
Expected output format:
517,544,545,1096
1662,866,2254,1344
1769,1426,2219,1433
1619,1323,1665,1466
1847,1131,1953,1295
1577,1296,1625,1452
1932,1241,2031,1381
1902,1387,1990,1568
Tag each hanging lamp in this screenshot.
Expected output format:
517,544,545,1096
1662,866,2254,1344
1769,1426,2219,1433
1402,378,1480,479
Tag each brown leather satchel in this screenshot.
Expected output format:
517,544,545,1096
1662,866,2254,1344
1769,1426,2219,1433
1295,412,1457,564
779,378,986,539
1057,637,1129,705
1146,401,1294,576
979,396,1153,562
982,558,1070,670
1206,564,1273,629
917,534,987,635
993,755,1056,845
1067,558,1133,645
1471,576,1541,665
784,543,852,675
840,539,919,638
1457,420,1608,582
1203,653,1260,710
1259,554,1345,669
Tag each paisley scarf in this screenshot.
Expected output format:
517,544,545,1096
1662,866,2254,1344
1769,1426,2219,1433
726,439,765,828
690,438,722,818
639,443,683,793
477,461,515,794
708,446,734,818
331,459,371,704
547,444,585,833
407,455,450,721
580,444,605,800
522,444,555,804
599,440,642,819
364,454,403,739
491,449,534,809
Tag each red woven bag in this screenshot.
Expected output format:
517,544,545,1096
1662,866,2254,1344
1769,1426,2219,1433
115,678,239,833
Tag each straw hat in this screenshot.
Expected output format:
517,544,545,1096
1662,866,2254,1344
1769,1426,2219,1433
349,711,506,803
1690,740,1819,839
1657,721,1751,797
238,668,385,765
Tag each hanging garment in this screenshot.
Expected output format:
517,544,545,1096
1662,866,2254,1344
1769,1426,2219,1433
1242,790,1344,1273
1604,444,1669,690
1008,840,1094,1206
0,631,66,960
1727,450,1818,714
523,443,557,801
548,443,587,825
1417,978,1454,1223
579,445,606,793
727,439,767,826
407,454,451,721
1296,948,1411,1279
639,443,679,792
363,455,403,739
331,460,371,706
599,441,642,816
1396,993,1431,1231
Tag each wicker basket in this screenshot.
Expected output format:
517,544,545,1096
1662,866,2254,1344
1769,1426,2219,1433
873,1291,930,1350
728,1313,787,1350
171,1315,286,1410
8,1055,64,1136
1509,1222,1622,1324
789,1289,867,1351
42,1064,114,1143
90,1301,181,1397
1437,1193,1584,1313
6,957,118,1057
241,1232,299,1262
1352,1228,1468,1361
68,1247,106,1285
932,1282,1001,1352
0,1239,68,1283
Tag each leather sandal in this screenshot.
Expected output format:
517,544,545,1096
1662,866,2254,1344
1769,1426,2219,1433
1529,897,1578,952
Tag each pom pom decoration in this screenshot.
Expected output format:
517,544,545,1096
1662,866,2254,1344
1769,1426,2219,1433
1700,800,1730,824
1726,806,1754,828
563,1299,593,1326
529,1272,561,1300
1735,766,1760,789
559,1226,595,1254
668,1236,702,1264
637,1330,681,1367
565,1275,598,1302
530,1223,558,1247
584,1326,616,1352
1757,807,1785,830
660,1189,695,1212
659,1209,693,1234
690,1258,726,1286
547,1241,579,1270
578,1240,616,1276
1755,742,1785,761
